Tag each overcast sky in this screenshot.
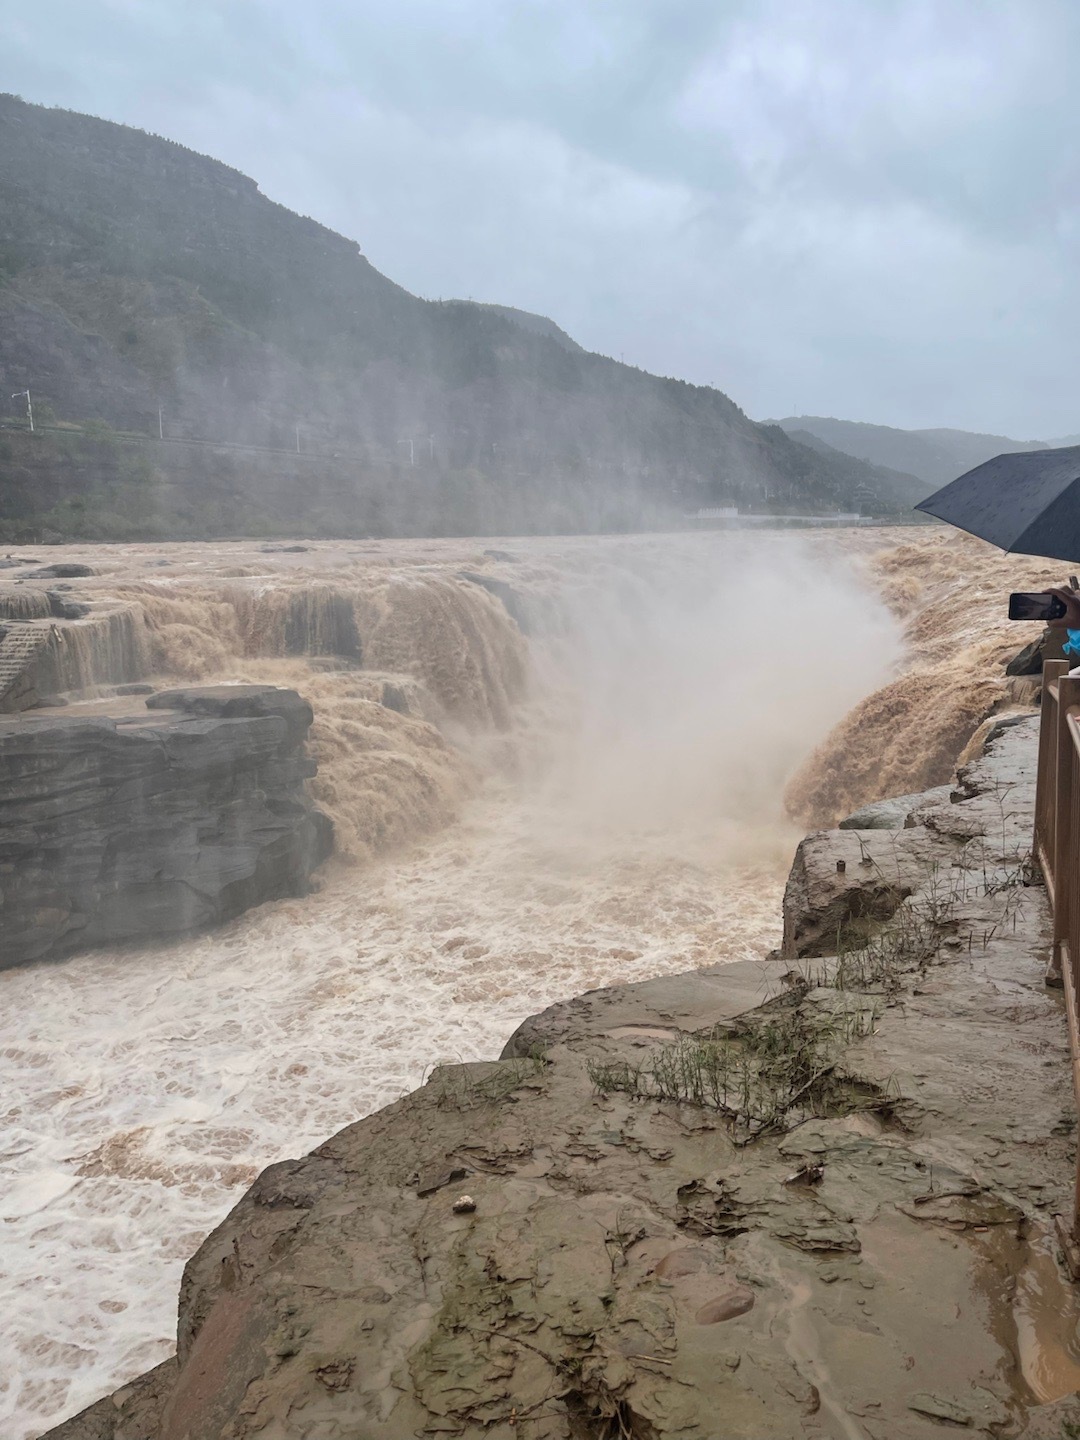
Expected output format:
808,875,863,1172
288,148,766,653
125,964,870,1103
2,0,1078,437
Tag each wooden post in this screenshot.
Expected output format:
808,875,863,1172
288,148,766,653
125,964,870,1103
1037,660,1069,881
1053,676,1080,979
1052,673,1080,1266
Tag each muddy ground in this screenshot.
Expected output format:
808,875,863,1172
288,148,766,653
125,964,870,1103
48,716,1080,1439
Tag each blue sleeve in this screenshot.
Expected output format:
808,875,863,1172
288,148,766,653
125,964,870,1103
1063,629,1080,657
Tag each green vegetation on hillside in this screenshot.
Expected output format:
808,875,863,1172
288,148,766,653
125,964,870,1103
1,94,913,539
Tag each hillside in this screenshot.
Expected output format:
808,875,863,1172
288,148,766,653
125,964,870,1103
771,415,1050,489
461,301,584,353
0,94,907,540
781,427,930,508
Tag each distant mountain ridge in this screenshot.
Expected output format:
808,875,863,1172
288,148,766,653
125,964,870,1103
770,415,1059,489
0,93,913,540
780,428,930,509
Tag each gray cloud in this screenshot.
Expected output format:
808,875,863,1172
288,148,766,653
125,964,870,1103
2,0,1078,435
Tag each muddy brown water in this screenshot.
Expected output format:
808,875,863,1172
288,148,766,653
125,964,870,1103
0,527,1069,1438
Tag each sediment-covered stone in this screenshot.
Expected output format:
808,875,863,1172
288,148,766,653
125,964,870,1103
838,784,954,830
0,685,332,969
780,827,928,959
23,563,97,579
44,1361,177,1440
145,684,316,745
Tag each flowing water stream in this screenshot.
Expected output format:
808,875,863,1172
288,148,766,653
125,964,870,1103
0,527,1059,1437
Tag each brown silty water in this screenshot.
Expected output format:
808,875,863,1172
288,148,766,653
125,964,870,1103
0,526,1069,1437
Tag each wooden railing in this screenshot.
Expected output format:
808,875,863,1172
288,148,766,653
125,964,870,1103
1034,657,1080,1264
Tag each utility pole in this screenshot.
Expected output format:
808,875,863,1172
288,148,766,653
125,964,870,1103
11,390,32,432
428,434,435,460
295,422,302,454
158,407,164,440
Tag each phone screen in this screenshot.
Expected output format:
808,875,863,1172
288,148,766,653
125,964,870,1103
1008,592,1067,622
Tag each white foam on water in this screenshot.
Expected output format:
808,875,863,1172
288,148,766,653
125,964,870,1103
0,1174,79,1222
0,530,904,1438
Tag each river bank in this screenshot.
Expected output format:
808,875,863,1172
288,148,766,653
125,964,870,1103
1,528,1073,1437
48,716,1080,1439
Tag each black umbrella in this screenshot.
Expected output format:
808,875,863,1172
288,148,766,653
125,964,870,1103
915,445,1080,562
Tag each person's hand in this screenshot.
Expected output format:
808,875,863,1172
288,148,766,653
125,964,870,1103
1047,587,1080,629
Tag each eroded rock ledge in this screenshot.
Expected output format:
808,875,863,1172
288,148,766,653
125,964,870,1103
47,716,1080,1439
0,685,332,970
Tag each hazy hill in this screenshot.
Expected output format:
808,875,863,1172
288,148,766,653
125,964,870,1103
782,428,930,509
461,302,584,353
771,415,1050,489
0,94,908,540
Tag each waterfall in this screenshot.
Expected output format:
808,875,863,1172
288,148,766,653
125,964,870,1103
231,585,362,660
34,607,151,694
0,589,53,621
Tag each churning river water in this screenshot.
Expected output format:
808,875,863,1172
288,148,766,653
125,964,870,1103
0,527,1058,1437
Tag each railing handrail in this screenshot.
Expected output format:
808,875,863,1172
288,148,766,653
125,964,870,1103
1034,658,1080,1270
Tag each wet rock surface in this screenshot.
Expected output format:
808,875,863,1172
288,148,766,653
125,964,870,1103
23,563,97,579
838,785,955,830
45,716,1080,1439
0,685,332,970
144,684,317,745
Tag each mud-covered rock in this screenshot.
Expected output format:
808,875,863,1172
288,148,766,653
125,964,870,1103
1006,630,1050,676
838,784,954,830
501,962,770,1057
44,1361,177,1440
145,683,315,745
23,562,96,579
780,828,936,958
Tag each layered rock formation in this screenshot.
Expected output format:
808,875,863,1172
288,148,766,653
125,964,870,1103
45,716,1080,1439
0,685,332,969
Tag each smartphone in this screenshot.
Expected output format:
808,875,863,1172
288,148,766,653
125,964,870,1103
1008,592,1067,622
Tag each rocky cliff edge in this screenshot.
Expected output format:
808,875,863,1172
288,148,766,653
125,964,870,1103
0,685,332,969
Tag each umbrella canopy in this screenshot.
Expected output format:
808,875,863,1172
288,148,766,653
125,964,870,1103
914,445,1080,562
